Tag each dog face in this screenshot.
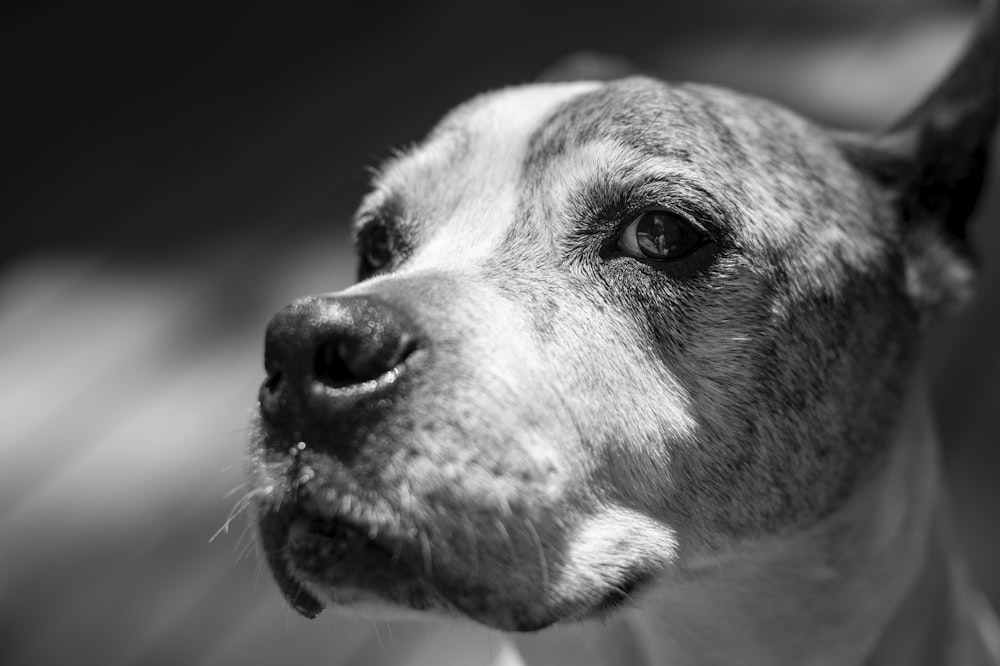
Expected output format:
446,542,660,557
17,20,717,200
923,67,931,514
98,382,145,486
248,11,998,633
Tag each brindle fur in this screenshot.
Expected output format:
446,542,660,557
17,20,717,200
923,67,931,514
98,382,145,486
248,0,999,654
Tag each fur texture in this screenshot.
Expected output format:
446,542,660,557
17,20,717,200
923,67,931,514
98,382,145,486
246,0,999,657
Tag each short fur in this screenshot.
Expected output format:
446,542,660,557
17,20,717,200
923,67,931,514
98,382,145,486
247,2,1000,663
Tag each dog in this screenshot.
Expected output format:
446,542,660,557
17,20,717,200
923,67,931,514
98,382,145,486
246,1,1000,663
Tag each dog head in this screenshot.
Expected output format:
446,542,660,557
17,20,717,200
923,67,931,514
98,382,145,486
248,3,998,631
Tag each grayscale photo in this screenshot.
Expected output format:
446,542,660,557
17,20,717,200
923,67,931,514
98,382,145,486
3,0,999,664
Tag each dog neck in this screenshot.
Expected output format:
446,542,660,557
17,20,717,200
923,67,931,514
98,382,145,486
515,374,995,666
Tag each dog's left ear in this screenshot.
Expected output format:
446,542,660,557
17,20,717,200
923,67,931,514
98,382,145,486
840,0,999,316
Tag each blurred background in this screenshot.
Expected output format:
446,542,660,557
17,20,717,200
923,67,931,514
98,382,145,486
2,0,998,664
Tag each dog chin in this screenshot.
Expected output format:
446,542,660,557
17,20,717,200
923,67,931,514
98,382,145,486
300,585,462,624
272,538,659,633
274,549,567,631
259,513,631,631
253,478,678,631
283,576,606,633
291,574,657,633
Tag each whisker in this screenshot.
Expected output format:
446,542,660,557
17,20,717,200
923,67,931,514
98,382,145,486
235,539,255,564
209,507,245,543
494,519,517,562
372,620,387,656
220,459,249,474
400,478,414,516
235,523,257,562
209,486,270,543
419,530,434,578
222,482,249,500
253,538,266,589
386,622,396,655
498,493,513,519
462,513,481,577
524,517,549,593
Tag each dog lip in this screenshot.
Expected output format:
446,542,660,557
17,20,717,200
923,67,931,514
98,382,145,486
280,511,425,598
256,504,326,618
286,514,398,567
266,506,636,632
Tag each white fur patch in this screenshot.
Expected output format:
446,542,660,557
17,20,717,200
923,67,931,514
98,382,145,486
384,83,600,271
557,508,679,599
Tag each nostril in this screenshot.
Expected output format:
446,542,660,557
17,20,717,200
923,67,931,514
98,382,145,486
313,333,417,388
259,368,288,425
263,370,283,394
314,341,355,388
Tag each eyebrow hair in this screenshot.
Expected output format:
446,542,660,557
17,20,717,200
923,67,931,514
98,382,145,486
567,168,740,242
352,188,408,236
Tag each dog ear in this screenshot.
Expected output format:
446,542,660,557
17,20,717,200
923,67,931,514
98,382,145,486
840,0,999,316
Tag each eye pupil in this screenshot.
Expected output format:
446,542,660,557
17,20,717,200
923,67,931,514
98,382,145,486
634,211,700,259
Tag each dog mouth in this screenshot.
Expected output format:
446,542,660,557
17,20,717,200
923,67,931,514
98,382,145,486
256,495,661,631
248,405,670,630
255,501,327,618
256,501,448,620
248,423,668,631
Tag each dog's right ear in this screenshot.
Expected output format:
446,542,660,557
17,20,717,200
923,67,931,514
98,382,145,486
839,0,999,317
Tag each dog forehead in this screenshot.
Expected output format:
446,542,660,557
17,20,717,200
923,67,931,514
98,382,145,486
378,82,600,205
370,81,601,265
520,77,887,281
375,76,883,284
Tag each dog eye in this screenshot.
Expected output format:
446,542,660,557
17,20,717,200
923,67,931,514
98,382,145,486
360,224,395,272
617,210,707,261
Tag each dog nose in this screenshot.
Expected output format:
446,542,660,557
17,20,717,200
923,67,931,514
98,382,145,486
259,295,420,426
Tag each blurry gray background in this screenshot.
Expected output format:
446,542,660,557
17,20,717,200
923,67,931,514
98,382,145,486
1,0,997,664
